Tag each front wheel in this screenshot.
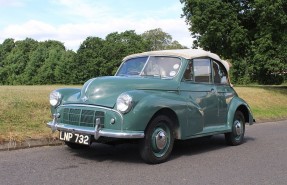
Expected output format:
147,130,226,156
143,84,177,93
139,115,175,164
225,111,245,146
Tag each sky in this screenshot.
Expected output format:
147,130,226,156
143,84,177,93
0,0,193,51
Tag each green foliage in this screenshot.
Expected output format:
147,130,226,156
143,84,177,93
103,30,149,75
181,0,287,85
74,36,105,83
0,28,186,85
54,50,77,84
141,28,187,50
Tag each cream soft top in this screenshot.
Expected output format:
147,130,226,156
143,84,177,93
123,49,230,71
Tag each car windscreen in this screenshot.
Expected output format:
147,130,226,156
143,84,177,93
116,57,148,76
116,56,181,78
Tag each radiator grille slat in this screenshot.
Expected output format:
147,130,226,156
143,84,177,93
61,108,104,127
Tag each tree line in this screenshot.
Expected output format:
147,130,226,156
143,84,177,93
181,0,287,84
1,0,287,86
0,29,186,85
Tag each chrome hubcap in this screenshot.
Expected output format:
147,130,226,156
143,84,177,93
155,130,167,150
234,120,242,136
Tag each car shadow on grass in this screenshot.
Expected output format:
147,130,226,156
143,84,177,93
65,135,256,164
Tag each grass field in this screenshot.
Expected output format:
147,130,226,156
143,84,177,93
235,86,287,121
0,85,286,142
0,85,68,143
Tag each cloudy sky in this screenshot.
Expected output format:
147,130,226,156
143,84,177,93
0,0,193,51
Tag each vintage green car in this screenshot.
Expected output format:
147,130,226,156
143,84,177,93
47,49,254,164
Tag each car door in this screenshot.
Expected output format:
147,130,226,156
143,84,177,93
192,58,220,127
179,58,219,137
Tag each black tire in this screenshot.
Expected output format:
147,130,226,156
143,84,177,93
139,115,175,164
225,111,245,146
65,142,89,149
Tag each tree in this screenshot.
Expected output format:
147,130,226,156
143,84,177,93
36,46,65,84
0,38,15,84
181,0,287,84
141,28,187,50
166,40,188,50
103,30,149,75
74,36,106,83
0,28,189,85
1,38,38,84
249,0,287,84
0,38,15,65
54,50,77,84
21,40,66,84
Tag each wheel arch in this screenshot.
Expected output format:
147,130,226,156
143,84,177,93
148,108,181,139
227,97,254,128
236,105,250,124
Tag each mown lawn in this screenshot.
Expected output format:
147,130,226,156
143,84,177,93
0,85,69,142
234,86,287,121
0,85,286,142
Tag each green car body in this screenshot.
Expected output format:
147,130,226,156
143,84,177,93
47,49,254,164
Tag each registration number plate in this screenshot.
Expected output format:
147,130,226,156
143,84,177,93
59,131,91,145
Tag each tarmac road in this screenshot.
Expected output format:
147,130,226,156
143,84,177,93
0,120,286,185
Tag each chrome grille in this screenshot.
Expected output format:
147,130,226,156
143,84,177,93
61,108,104,127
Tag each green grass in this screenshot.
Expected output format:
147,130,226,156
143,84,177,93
0,85,286,142
234,85,287,122
0,85,68,142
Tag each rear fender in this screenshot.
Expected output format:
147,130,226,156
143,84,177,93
227,97,254,129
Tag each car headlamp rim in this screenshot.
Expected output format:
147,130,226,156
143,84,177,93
116,93,133,114
49,91,62,107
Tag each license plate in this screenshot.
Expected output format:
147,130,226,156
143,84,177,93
59,131,91,145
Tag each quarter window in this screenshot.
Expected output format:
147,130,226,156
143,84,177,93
212,60,228,84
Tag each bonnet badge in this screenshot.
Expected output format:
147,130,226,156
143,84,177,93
82,96,88,102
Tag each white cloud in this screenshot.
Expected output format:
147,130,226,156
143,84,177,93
0,17,192,51
0,0,24,7
52,0,113,22
0,0,193,51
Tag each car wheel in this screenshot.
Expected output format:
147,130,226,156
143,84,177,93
139,115,175,164
65,142,89,149
225,111,245,146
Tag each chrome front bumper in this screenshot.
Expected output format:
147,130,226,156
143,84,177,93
47,115,144,140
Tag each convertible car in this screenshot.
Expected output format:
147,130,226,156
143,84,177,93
47,49,254,164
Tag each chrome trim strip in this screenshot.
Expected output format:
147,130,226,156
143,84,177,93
139,56,150,75
84,78,96,95
47,121,144,139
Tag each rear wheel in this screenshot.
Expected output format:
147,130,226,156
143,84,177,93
139,115,175,164
225,111,245,145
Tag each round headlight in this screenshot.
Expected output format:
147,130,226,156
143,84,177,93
116,93,133,113
49,91,61,107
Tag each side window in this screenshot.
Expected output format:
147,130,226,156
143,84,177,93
194,58,212,83
212,60,228,84
183,60,193,81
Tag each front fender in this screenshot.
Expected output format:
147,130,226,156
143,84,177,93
50,88,81,114
227,96,254,129
121,90,186,132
